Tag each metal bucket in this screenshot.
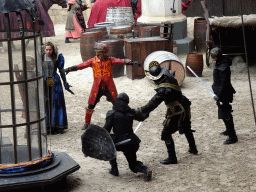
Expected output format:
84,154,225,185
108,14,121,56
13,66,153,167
94,22,115,35
85,27,109,40
194,18,207,52
110,25,132,39
139,25,160,37
144,51,185,85
185,53,204,77
80,31,103,62
105,7,134,26
99,39,125,78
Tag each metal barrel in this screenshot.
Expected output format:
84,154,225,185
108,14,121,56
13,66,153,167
109,25,132,39
94,22,115,36
185,53,204,77
194,18,207,52
139,25,160,37
85,27,109,40
99,39,125,78
105,7,134,26
80,31,103,62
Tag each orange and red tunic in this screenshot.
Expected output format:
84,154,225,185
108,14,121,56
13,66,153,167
77,56,126,105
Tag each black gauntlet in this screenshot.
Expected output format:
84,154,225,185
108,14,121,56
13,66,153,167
64,65,78,75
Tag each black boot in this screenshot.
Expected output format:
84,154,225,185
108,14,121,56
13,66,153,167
134,162,152,182
109,158,119,176
160,137,178,164
185,131,198,154
220,130,228,136
223,115,238,145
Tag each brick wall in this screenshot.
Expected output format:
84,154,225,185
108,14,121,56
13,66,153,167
48,0,92,25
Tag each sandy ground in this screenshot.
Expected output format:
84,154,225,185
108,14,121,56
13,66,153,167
3,17,256,191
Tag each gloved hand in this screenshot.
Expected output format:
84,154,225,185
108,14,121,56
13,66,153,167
132,61,141,67
125,59,132,64
63,65,78,75
133,108,140,115
213,95,219,101
64,83,70,90
64,68,70,75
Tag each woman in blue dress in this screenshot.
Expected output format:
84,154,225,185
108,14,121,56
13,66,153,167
43,42,70,134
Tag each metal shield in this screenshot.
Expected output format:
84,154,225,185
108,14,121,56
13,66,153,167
81,124,116,161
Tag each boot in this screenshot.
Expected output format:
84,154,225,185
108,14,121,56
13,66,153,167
82,123,90,130
185,131,198,154
223,115,238,145
220,130,228,136
65,37,70,43
82,108,94,130
160,137,178,164
134,162,152,182
109,158,119,176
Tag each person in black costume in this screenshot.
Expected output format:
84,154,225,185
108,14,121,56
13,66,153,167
210,47,238,144
136,61,198,165
103,92,152,182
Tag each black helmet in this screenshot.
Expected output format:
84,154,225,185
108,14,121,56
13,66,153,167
116,92,129,104
145,61,166,81
210,47,222,59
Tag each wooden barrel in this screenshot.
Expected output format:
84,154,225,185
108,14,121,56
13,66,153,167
99,39,125,78
143,50,185,85
132,25,140,38
160,60,185,85
110,25,132,39
85,27,109,40
185,53,204,77
139,25,160,37
80,31,103,62
194,18,207,52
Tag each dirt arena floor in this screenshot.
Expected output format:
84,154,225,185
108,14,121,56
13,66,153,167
3,17,256,191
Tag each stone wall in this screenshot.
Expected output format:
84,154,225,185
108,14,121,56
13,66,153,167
48,0,92,25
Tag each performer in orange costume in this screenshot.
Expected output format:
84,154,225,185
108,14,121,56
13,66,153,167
64,42,139,130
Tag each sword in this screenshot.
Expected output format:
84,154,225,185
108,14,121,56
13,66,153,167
115,121,143,146
187,66,222,104
66,88,75,95
134,121,142,133
115,139,131,146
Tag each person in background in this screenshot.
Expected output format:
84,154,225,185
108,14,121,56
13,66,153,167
76,0,88,31
87,0,131,28
65,0,88,43
210,47,238,144
43,42,71,134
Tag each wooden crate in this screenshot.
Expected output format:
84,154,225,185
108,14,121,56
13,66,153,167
124,37,173,80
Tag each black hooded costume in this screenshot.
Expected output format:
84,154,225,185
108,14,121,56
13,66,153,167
103,93,152,182
211,50,237,144
212,56,236,118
